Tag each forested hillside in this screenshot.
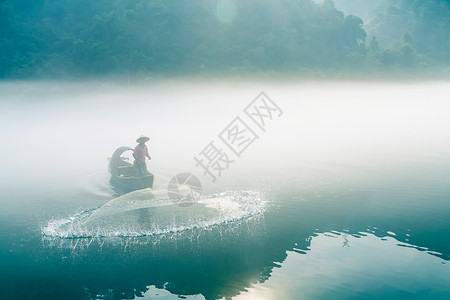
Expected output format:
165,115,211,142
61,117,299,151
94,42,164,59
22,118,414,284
0,0,449,78
366,0,450,67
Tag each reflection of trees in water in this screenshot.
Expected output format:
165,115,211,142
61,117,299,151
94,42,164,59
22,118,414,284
43,216,273,299
342,233,350,248
37,184,450,300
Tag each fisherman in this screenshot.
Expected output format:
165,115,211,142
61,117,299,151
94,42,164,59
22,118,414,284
133,135,151,177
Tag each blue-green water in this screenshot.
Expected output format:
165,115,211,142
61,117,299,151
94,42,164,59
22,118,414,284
0,81,449,299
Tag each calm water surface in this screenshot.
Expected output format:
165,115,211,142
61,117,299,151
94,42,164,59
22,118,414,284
0,81,449,299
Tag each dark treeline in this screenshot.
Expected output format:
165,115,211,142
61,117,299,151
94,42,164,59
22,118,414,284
0,0,449,79
366,0,450,70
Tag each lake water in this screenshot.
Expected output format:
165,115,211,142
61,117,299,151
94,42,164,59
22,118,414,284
0,80,449,299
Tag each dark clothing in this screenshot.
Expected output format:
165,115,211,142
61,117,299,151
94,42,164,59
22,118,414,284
135,161,148,177
133,143,150,177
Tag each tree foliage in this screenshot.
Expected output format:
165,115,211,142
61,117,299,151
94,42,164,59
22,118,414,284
0,0,448,78
365,0,450,70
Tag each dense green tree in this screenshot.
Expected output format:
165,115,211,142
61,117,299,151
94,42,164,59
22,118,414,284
366,0,450,68
0,0,448,78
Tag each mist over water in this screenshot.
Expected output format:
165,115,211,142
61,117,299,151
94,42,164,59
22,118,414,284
1,80,449,189
1,79,450,299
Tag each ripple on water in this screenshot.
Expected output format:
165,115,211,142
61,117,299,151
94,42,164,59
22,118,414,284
42,189,265,238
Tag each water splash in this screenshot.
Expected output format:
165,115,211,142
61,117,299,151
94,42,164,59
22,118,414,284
42,189,264,238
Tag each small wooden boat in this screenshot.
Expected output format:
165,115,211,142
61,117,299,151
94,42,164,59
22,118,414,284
108,146,154,193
